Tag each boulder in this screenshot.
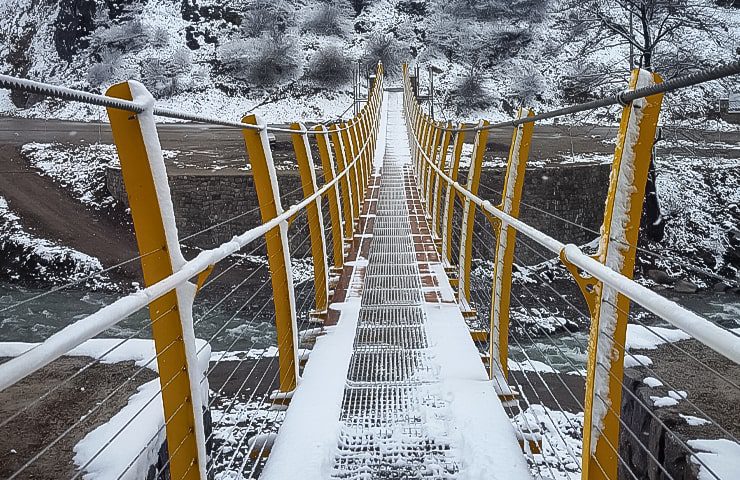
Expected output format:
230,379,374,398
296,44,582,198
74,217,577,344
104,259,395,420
647,269,673,285
674,279,699,294
713,282,730,293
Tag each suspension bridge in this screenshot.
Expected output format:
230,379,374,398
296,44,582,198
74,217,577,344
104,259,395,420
0,60,739,480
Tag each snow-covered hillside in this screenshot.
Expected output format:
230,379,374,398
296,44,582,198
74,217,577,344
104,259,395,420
0,0,738,124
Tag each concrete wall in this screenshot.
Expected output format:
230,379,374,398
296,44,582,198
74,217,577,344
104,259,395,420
106,162,611,264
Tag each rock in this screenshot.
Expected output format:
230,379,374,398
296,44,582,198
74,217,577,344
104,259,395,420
713,282,730,293
647,269,673,285
674,279,699,294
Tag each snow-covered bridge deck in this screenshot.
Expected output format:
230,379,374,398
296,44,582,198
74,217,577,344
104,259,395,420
259,92,532,480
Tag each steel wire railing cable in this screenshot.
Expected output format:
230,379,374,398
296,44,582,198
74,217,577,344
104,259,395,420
467,242,583,468
0,182,305,316
466,236,627,479
0,203,295,429
475,181,740,290
202,208,331,473
407,121,740,367
209,276,317,477
511,230,740,445
414,60,740,134
78,222,321,480
0,73,383,136
0,303,177,431
224,288,318,479
9,213,317,479
466,238,670,480
491,233,733,480
7,334,186,479
231,197,364,478
240,190,384,477
0,121,375,391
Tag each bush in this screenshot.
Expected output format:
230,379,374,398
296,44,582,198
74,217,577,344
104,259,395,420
241,1,295,38
302,1,352,37
509,62,544,104
220,35,301,85
87,63,114,87
305,46,354,86
90,18,147,54
139,48,193,98
362,33,405,77
151,26,170,48
453,72,493,112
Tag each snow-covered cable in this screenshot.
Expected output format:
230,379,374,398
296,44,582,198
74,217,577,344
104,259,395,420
409,129,740,367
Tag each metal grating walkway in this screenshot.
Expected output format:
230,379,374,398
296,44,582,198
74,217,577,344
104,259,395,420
330,98,458,480
258,91,532,480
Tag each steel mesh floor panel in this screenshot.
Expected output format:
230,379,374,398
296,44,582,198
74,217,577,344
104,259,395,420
357,306,425,326
361,288,422,306
347,350,433,384
364,274,420,290
368,251,417,264
365,263,417,277
353,325,428,350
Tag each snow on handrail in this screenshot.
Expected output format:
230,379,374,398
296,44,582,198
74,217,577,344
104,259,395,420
0,129,374,392
0,74,370,135
408,125,740,367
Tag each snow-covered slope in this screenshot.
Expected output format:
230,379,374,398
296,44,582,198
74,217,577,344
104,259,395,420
0,0,738,124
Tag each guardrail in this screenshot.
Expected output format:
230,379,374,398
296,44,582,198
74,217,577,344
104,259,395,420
0,63,384,479
402,62,740,480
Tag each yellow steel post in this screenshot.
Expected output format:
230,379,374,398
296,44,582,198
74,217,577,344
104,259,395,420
349,118,365,203
488,109,535,381
314,125,345,268
330,124,355,240
421,120,432,207
424,124,442,214
241,114,299,393
341,122,362,221
291,123,329,315
431,122,453,239
106,81,204,480
441,123,467,266
357,111,370,195
572,70,664,480
457,120,490,303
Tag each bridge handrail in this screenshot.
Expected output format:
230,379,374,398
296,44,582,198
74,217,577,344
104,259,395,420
408,128,740,365
0,74,360,133
0,126,371,390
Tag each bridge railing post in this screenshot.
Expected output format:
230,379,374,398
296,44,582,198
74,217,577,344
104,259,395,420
456,120,489,306
431,122,453,241
423,123,442,213
330,124,355,240
563,69,664,480
441,123,467,268
241,114,299,394
314,125,345,269
341,121,362,223
488,108,535,381
106,81,207,480
349,117,366,204
291,123,329,318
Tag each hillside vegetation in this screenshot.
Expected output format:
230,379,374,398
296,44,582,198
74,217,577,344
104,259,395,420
0,0,738,123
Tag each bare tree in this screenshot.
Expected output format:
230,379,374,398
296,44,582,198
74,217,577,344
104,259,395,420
562,0,726,242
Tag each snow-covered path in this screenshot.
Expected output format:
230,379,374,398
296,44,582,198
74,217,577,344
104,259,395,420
258,91,532,480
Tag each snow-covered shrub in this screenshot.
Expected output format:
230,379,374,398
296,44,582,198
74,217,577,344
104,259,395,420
87,63,114,87
90,18,147,54
220,35,301,85
363,33,405,77
302,1,353,37
150,26,170,48
509,61,544,104
140,49,192,98
305,46,353,86
240,1,295,38
453,72,493,112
